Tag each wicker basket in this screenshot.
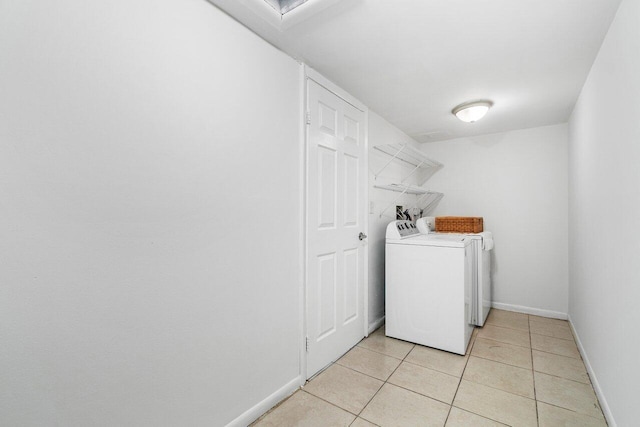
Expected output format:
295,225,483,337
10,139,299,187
435,216,484,233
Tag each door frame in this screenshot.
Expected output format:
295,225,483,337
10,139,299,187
300,66,369,382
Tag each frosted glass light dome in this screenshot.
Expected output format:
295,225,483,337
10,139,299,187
452,101,493,123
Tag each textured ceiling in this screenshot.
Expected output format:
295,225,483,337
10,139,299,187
211,0,622,142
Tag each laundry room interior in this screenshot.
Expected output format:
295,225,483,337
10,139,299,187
1,0,638,426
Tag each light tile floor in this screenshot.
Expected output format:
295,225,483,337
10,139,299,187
252,309,607,426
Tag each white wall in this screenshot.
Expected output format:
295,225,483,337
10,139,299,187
568,0,639,425
368,112,424,328
421,124,569,316
0,1,302,426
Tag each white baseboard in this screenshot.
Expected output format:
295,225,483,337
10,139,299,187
368,315,385,335
226,376,301,427
568,315,616,427
491,302,568,320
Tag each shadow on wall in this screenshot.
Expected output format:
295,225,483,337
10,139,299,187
469,132,509,148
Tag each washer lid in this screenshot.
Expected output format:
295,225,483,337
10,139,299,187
386,233,468,248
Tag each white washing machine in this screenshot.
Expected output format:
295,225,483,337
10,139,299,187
385,220,474,355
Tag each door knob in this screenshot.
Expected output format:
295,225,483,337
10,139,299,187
359,232,368,241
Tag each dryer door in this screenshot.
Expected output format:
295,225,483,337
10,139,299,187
477,243,492,326
467,241,479,326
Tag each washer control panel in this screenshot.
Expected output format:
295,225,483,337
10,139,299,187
386,220,420,239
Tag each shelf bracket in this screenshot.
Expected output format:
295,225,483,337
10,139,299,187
374,144,406,179
420,192,444,215
400,160,426,184
379,186,411,218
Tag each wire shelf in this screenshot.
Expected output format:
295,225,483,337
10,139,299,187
373,143,443,186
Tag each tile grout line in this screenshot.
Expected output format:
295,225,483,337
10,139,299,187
531,348,583,361
468,352,531,370
443,327,476,426
534,370,598,386
400,358,463,379
474,339,532,350
261,313,598,426
530,332,577,342
302,345,390,422
529,319,573,327
334,358,400,384
459,375,538,401
485,320,530,333
532,342,582,360
476,326,533,349
530,346,581,359
323,315,589,426
530,341,593,385
354,338,416,423
452,314,539,426
383,381,456,407
528,314,540,427
374,315,579,426
531,342,584,363
297,390,360,418
303,332,392,424
531,316,609,425
537,400,610,422
356,342,413,360
354,328,486,424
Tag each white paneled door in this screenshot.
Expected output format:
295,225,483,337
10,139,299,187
306,79,366,378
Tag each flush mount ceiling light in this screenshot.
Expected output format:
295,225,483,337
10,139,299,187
452,100,493,123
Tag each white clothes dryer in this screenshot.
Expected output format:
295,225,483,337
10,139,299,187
415,217,493,327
